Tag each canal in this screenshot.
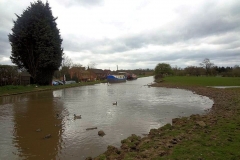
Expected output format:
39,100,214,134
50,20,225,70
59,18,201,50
0,76,213,159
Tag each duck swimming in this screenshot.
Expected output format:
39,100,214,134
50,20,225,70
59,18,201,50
113,101,117,105
74,114,81,119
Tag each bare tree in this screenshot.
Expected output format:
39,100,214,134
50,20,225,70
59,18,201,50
233,65,240,77
184,66,205,76
72,63,83,68
56,56,73,81
200,58,214,75
88,62,97,69
62,55,73,68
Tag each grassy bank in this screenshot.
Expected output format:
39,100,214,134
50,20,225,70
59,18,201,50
94,76,240,160
0,80,106,97
163,76,240,86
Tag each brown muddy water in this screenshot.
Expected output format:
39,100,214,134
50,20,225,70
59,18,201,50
0,76,213,160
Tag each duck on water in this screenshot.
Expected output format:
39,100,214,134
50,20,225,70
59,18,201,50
74,114,81,119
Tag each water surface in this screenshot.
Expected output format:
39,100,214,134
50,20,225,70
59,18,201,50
0,76,213,159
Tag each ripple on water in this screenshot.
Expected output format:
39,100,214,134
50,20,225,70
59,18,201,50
0,77,213,160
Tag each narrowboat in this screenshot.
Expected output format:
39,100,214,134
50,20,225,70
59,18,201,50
107,74,126,83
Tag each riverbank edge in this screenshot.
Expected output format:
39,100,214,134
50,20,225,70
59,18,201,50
0,76,151,97
0,80,106,97
93,82,240,159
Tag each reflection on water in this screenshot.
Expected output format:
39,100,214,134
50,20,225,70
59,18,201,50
0,92,64,159
0,76,213,159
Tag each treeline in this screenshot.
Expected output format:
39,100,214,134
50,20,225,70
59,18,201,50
1,58,239,86
173,65,240,77
154,59,240,82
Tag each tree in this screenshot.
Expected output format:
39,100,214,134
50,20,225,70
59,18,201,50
172,65,184,76
232,65,240,77
184,66,205,76
154,63,173,75
88,62,97,69
9,0,63,85
200,58,214,75
154,63,172,81
60,55,72,79
0,65,19,86
72,63,83,68
62,55,73,68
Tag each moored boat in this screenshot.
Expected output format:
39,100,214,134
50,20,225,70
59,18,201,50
127,73,138,80
107,75,126,83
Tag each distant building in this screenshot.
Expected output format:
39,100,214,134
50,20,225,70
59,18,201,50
90,69,105,80
68,67,95,82
67,67,112,82
103,69,111,76
20,71,31,85
80,70,91,81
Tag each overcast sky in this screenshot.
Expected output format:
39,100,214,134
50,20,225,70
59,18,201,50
0,0,240,70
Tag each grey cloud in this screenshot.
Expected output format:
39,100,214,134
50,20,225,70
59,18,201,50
122,1,240,51
63,36,128,54
0,1,25,63
147,48,240,65
4,0,236,69
122,1,240,49
224,41,240,49
210,33,239,45
0,30,11,57
0,7,15,29
61,0,240,56
229,0,240,16
57,0,104,7
179,1,240,38
63,32,176,54
0,4,14,57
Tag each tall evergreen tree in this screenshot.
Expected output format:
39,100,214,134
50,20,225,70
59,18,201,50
9,0,63,85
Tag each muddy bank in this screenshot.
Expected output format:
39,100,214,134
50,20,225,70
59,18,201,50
92,83,240,159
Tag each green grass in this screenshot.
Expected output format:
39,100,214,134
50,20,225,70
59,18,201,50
163,76,240,86
0,80,106,97
163,115,240,160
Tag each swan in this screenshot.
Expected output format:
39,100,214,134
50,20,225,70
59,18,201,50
113,101,117,105
74,114,81,119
